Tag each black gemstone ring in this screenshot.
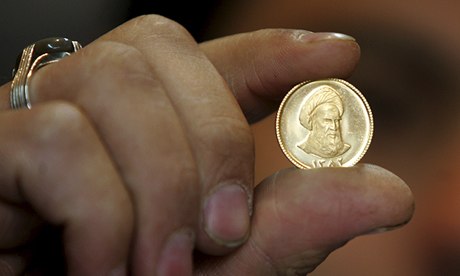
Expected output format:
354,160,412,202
10,37,82,109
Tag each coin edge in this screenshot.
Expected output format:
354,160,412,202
275,78,374,169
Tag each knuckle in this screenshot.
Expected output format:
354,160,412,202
31,41,154,103
84,40,152,78
199,116,254,163
128,14,192,39
168,158,200,195
28,102,93,149
79,41,160,94
150,143,200,189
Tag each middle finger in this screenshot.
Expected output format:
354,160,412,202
100,15,254,254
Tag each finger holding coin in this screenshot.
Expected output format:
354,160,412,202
276,79,373,169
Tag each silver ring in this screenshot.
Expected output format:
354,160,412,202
10,37,82,109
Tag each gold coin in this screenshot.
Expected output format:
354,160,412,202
276,79,373,169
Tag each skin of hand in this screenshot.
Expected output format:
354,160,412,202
0,15,414,275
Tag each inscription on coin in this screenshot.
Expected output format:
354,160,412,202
276,79,373,169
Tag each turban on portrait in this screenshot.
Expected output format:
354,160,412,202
299,86,343,130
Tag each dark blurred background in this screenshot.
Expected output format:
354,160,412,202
0,0,219,82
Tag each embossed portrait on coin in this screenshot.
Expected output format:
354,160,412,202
298,86,350,158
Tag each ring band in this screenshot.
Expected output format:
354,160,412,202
10,37,82,109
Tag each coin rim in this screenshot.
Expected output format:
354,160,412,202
275,78,374,169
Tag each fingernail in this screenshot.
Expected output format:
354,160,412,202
365,222,409,235
306,32,356,42
204,184,250,247
289,29,314,41
157,229,194,276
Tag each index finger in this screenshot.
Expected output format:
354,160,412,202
200,29,360,123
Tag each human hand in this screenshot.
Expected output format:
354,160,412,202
0,16,414,275
195,31,414,274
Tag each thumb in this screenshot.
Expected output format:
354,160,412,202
200,29,360,123
196,164,414,275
